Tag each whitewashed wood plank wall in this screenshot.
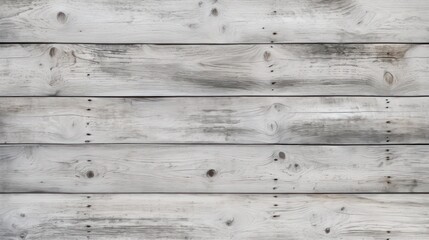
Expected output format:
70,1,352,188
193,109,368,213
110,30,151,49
0,0,428,239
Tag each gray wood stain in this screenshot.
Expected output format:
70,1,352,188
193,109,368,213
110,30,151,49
0,0,428,239
0,44,428,96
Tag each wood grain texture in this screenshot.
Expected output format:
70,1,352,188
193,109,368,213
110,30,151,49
0,0,428,43
0,97,428,144
1,144,428,193
1,194,429,239
1,44,428,96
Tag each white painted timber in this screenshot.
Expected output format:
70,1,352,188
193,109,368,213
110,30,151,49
1,194,429,239
0,0,428,43
0,44,428,96
0,144,427,193
0,97,427,144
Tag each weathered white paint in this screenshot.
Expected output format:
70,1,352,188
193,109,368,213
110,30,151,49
1,194,429,239
0,0,428,43
0,144,427,193
0,97,427,144
0,44,427,96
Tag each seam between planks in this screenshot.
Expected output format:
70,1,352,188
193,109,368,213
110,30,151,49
0,42,429,45
1,192,429,195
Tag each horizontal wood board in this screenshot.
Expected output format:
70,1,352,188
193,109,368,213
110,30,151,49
0,97,427,144
1,194,429,239
1,44,428,96
1,144,428,193
0,0,428,43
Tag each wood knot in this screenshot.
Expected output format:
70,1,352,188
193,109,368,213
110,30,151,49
225,218,234,226
20,232,27,239
86,170,95,178
325,227,330,234
57,12,67,24
278,151,286,159
206,169,217,177
210,8,218,16
384,71,394,85
49,47,58,57
264,51,272,61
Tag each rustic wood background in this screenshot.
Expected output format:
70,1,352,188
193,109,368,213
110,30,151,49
1,0,428,239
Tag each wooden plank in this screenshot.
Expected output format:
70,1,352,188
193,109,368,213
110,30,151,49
0,97,428,144
1,44,429,96
1,194,428,239
0,0,428,43
1,144,428,193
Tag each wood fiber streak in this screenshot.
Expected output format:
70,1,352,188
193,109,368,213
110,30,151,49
0,44,428,96
0,145,428,193
1,194,429,239
0,0,428,43
0,97,427,144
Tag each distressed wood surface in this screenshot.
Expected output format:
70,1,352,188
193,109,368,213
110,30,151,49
1,144,428,193
1,44,428,96
1,194,429,239
0,0,428,43
0,97,428,144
